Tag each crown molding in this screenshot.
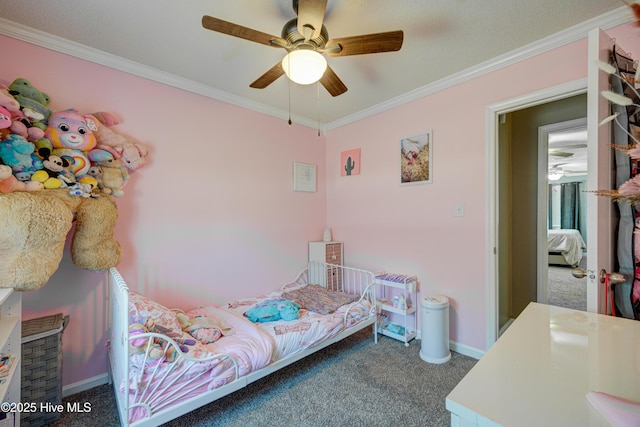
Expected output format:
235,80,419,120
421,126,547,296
325,6,633,131
0,6,632,135
0,17,324,132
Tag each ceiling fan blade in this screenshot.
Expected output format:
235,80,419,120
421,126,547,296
549,151,574,158
250,62,285,89
325,30,404,57
202,15,287,48
320,65,348,97
296,0,328,41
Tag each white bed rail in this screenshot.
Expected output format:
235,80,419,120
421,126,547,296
108,268,242,427
284,261,377,330
108,262,378,426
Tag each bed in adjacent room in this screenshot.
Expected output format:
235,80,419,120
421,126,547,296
547,229,586,267
107,261,377,427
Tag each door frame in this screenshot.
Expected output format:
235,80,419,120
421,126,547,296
485,79,587,349
536,117,588,304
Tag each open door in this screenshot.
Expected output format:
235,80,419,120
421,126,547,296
585,27,631,315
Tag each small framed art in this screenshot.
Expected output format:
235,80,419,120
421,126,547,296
340,148,361,176
399,131,432,185
293,162,317,192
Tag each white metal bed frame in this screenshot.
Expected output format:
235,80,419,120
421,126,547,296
107,261,377,427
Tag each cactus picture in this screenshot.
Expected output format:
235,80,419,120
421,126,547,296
340,148,361,176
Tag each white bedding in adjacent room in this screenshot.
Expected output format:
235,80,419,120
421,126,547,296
548,229,586,266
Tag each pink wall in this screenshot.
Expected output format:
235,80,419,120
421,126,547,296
327,23,639,351
2,21,638,389
2,35,327,387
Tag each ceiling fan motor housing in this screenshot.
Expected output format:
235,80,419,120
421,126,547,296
282,18,328,50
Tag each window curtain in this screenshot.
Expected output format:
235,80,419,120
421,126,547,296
560,182,580,230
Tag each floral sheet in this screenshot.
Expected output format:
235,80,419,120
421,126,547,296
124,294,275,423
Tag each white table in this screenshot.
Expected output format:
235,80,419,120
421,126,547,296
446,303,640,426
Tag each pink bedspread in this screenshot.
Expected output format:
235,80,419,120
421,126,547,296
227,288,373,359
124,306,274,423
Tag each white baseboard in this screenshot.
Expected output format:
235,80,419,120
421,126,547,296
417,329,484,360
62,373,109,398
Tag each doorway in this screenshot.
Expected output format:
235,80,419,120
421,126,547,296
537,118,588,311
484,80,588,347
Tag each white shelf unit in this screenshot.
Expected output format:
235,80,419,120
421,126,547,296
375,274,417,346
0,288,21,418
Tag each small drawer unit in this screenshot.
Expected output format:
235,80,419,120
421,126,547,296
309,241,343,290
308,241,343,265
375,273,417,346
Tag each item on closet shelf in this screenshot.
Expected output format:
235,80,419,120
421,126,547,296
0,164,43,193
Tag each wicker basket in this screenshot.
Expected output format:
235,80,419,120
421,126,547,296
21,314,68,427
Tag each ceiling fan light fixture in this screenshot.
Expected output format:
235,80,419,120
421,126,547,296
548,168,564,181
282,50,327,85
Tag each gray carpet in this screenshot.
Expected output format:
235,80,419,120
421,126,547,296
547,257,587,311
52,328,477,427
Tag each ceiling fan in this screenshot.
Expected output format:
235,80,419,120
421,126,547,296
548,143,587,158
201,0,404,97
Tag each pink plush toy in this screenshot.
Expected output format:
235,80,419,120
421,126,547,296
0,164,43,193
45,109,99,177
91,112,149,172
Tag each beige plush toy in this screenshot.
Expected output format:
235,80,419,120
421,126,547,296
0,189,121,290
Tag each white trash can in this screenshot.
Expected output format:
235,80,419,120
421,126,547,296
419,295,451,364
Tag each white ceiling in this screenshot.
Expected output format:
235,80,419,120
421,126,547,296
0,1,632,129
549,127,588,176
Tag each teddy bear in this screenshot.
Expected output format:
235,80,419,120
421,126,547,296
8,78,51,129
0,164,44,193
0,188,122,291
0,134,43,178
44,109,99,178
88,149,129,197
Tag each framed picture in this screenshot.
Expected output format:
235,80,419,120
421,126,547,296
399,131,432,185
340,148,361,176
293,162,317,192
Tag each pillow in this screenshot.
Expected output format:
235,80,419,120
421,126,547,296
283,285,359,315
129,291,182,337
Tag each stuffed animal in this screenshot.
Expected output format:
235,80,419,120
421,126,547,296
0,85,20,113
0,134,43,177
88,150,128,197
45,109,98,177
90,112,150,172
8,78,51,128
31,147,70,189
0,189,121,290
0,106,11,140
0,164,43,193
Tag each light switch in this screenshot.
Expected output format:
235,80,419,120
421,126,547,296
454,202,464,217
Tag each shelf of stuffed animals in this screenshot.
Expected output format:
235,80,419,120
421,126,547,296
0,288,21,406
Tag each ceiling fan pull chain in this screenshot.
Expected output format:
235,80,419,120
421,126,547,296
317,81,321,136
288,57,293,126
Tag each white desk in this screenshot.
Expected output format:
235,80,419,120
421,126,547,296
446,303,640,426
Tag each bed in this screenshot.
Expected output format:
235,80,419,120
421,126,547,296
547,229,586,267
107,261,377,427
